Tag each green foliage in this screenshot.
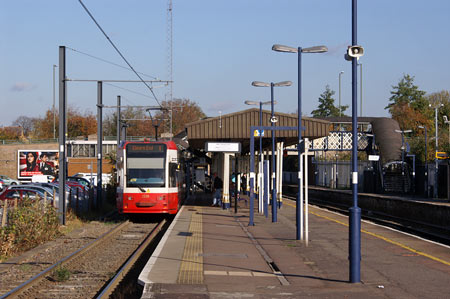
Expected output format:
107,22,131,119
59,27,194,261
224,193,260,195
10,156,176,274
0,197,60,259
311,85,348,118
385,74,427,112
53,266,71,282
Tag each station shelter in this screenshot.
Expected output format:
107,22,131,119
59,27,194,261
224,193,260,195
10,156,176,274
184,108,330,208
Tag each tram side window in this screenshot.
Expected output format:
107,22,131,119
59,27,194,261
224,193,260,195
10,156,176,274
169,163,177,187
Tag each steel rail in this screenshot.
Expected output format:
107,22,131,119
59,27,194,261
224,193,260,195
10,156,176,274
1,221,130,298
283,194,450,245
96,219,168,298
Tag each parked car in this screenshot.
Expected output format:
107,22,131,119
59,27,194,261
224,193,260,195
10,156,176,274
67,176,92,190
0,187,49,203
0,175,20,186
7,184,57,201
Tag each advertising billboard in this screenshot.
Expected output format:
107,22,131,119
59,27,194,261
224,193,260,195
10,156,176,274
17,150,59,179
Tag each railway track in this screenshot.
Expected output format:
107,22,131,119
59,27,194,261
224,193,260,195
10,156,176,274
283,193,450,246
1,218,168,298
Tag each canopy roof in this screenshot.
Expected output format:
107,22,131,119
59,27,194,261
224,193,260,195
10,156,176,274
185,108,330,153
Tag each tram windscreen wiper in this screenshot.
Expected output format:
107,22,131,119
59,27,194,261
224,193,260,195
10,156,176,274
138,186,146,192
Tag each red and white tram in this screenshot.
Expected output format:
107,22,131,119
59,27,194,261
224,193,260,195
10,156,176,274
116,140,184,215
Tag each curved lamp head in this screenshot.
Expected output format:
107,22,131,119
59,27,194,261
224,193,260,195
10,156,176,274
245,100,276,106
252,81,270,87
272,44,328,54
273,81,292,87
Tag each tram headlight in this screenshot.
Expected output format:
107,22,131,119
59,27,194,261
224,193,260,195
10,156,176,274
128,196,133,201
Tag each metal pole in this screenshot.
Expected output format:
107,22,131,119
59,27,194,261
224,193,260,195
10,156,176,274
264,160,268,218
297,48,303,240
435,107,438,198
349,0,361,283
360,63,363,117
249,132,255,226
116,96,121,184
97,81,103,209
339,71,343,119
305,138,309,246
401,132,405,192
425,127,428,197
53,64,57,139
234,156,238,214
117,96,121,148
58,46,67,225
259,102,263,214
271,83,277,222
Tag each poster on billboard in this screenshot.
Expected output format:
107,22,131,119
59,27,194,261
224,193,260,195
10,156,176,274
17,150,59,179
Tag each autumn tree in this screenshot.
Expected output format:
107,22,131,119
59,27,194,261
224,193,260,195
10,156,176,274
33,106,97,139
311,85,348,118
0,127,23,140
12,116,35,136
158,98,206,135
103,98,206,138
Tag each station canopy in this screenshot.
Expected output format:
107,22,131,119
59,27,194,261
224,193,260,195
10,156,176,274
185,108,330,153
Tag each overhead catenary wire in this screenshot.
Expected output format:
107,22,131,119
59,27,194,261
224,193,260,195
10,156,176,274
77,0,162,108
66,47,159,80
104,83,156,100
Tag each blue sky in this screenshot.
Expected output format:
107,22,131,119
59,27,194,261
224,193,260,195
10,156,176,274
1,0,449,126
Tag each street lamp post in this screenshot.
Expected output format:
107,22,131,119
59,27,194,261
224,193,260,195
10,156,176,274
245,100,272,216
418,125,428,197
251,80,292,223
272,44,327,241
339,71,344,119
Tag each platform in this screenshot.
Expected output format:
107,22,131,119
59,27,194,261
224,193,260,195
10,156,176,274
139,192,450,298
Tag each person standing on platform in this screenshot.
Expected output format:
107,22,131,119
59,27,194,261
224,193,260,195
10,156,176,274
241,173,247,195
212,172,223,207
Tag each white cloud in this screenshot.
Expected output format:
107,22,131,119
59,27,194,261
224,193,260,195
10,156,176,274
10,82,36,92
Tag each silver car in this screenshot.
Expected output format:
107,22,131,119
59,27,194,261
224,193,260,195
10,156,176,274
0,175,20,186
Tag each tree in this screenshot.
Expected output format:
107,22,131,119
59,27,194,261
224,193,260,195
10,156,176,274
385,74,428,114
158,98,206,135
311,85,348,118
0,127,22,140
103,98,206,138
12,116,35,136
32,106,97,139
385,75,432,132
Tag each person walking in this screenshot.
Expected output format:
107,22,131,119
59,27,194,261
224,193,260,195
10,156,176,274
212,173,223,207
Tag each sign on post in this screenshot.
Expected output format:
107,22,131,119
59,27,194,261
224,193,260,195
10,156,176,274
436,152,449,160
205,142,241,153
254,129,264,137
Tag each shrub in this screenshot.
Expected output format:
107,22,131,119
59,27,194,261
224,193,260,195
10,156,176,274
0,197,60,259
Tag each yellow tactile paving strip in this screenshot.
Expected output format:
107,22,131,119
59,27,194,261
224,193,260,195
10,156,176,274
177,207,203,284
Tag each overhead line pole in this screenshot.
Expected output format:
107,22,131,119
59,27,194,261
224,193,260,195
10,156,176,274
58,46,67,225
97,82,103,210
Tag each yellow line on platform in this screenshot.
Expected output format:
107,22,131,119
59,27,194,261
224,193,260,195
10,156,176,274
284,201,450,266
177,207,203,284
